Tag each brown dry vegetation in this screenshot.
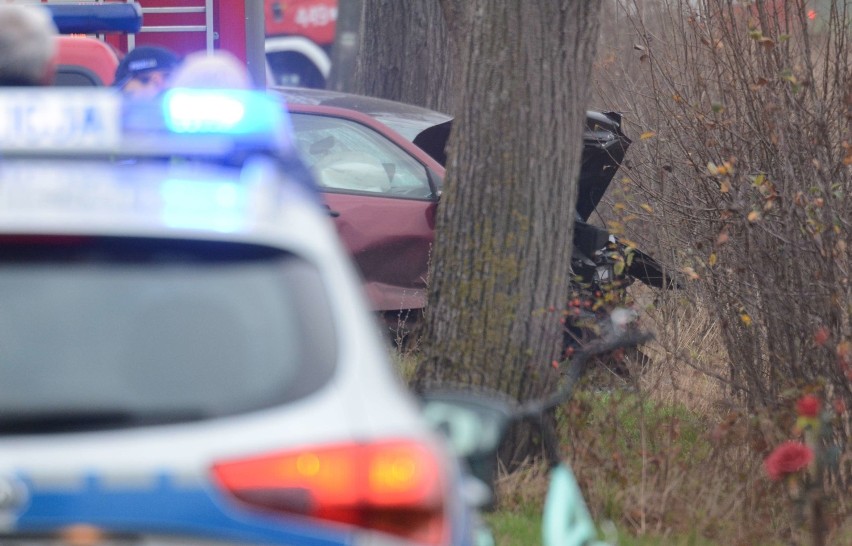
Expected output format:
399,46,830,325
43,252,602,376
511,0,852,543
397,2,850,542
592,0,851,404
488,1,851,544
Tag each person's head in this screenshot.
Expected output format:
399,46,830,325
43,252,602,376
168,50,253,90
114,46,180,98
0,5,58,86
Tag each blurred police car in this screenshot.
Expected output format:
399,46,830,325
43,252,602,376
0,88,472,546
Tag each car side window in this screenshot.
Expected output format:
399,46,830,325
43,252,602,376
289,113,433,199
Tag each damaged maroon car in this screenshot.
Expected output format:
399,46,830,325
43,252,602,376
273,87,675,339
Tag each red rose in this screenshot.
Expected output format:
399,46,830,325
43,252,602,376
764,441,813,481
796,395,821,418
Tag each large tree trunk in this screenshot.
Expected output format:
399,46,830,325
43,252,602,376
342,0,454,114
342,0,604,462
413,0,602,427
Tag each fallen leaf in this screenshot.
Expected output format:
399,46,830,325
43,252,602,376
707,161,719,175
640,131,656,140
748,211,761,223
682,266,700,281
709,253,717,266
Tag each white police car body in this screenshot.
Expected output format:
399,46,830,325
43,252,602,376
0,89,472,546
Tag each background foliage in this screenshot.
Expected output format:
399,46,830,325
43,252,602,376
481,1,851,543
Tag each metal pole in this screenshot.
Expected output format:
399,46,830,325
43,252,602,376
206,0,215,53
244,0,266,88
328,0,362,92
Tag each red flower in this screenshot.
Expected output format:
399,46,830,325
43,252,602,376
764,441,813,481
796,395,821,418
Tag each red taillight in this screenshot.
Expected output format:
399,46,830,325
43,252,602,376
212,440,448,545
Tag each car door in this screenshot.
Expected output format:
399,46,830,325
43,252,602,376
288,108,442,312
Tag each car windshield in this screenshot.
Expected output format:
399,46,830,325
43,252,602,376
0,236,336,434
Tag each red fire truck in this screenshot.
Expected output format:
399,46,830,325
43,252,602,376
109,0,338,88
264,0,337,88
30,0,337,89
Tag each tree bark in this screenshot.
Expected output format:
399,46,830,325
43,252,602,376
350,0,454,113
346,0,603,462
327,0,363,92
414,0,603,408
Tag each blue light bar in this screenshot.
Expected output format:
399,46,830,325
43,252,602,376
44,2,142,34
162,90,284,137
0,88,292,159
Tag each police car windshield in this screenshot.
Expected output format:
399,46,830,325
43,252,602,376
0,237,336,433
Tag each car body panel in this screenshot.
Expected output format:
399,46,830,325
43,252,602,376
0,88,467,545
0,163,449,543
278,99,444,312
274,88,453,144
324,192,437,311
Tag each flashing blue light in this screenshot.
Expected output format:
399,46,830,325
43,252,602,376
162,90,283,136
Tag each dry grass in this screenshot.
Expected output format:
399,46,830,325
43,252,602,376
394,297,850,544
482,303,850,544
391,3,851,541
392,270,849,544
631,284,729,416
492,457,551,512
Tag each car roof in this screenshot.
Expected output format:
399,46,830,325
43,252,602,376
272,86,632,218
270,86,452,142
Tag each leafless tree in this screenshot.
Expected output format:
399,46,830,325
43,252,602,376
594,0,851,411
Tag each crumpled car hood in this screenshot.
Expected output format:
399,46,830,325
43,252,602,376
411,111,631,221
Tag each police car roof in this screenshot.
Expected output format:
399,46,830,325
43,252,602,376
0,88,326,248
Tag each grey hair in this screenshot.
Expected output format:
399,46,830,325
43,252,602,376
0,5,58,85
